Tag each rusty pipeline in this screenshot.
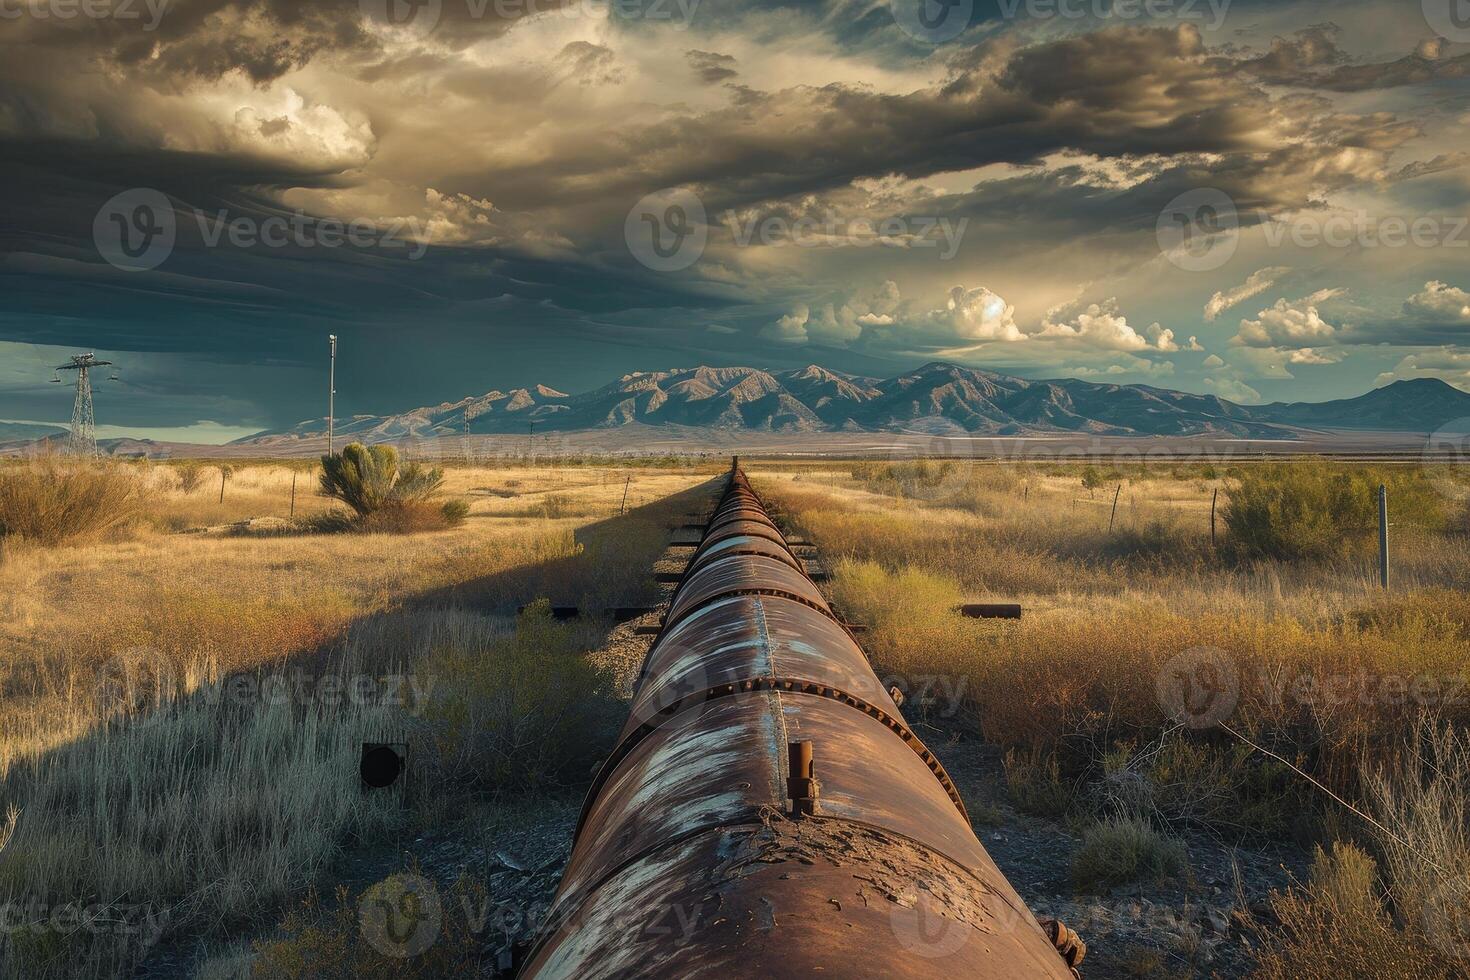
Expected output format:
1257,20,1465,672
516,464,1078,980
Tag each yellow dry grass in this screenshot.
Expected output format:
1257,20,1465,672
752,460,1470,976
0,459,717,979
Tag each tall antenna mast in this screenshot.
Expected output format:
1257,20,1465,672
327,334,338,456
56,353,113,456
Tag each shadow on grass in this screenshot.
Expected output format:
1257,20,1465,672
0,476,724,980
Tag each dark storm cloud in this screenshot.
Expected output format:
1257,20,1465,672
2,1,1466,426
1223,26,1470,92
686,49,738,83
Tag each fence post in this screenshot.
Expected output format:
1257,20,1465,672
290,471,297,518
1378,484,1389,589
219,469,227,504
1210,488,1218,548
1108,484,1121,532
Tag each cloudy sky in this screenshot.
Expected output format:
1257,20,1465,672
1,0,1467,438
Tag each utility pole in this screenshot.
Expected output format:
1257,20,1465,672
1378,484,1389,589
1108,483,1122,532
463,404,475,464
327,334,338,456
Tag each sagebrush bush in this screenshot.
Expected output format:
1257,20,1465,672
1004,747,1076,819
1070,815,1188,891
0,459,142,546
1223,461,1445,561
173,462,206,494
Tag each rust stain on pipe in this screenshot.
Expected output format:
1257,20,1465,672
517,463,1077,980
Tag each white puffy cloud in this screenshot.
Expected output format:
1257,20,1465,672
420,189,499,244
1287,348,1345,365
1232,289,1345,348
1204,266,1291,322
1203,377,1263,403
763,305,811,344
1201,353,1226,369
922,286,1027,343
1039,297,1178,351
1404,281,1470,324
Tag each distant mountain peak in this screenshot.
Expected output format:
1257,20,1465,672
231,362,1470,445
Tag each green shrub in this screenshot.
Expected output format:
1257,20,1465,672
1223,461,1445,561
0,459,142,546
318,444,466,533
1004,747,1077,819
1070,815,1187,891
1081,465,1105,495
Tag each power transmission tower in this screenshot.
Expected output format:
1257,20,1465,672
56,354,113,456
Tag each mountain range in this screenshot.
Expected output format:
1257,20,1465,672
236,363,1470,445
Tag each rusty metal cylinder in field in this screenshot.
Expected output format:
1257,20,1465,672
515,464,1077,980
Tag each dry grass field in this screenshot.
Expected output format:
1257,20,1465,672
0,454,718,979
749,458,1470,977
3,452,1468,978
